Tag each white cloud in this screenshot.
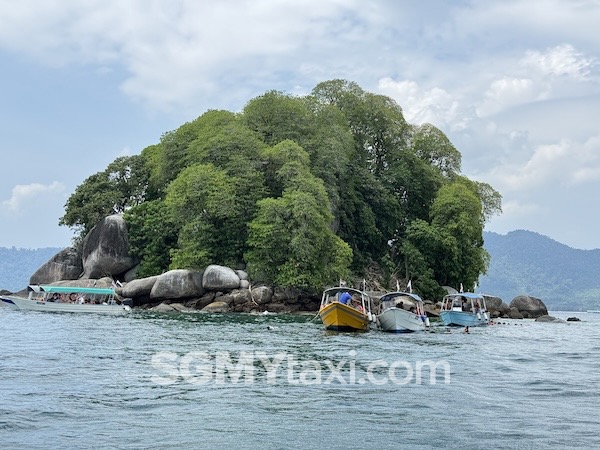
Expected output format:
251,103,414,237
377,78,468,131
0,1,599,249
2,182,65,213
477,77,540,117
520,44,594,80
572,134,600,183
476,44,597,118
481,134,600,193
0,0,369,112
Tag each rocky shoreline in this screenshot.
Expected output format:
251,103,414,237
2,214,551,319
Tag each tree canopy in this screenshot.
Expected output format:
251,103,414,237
60,79,501,297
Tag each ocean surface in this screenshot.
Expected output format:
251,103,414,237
1,307,599,449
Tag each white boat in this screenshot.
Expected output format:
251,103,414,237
376,291,429,332
440,292,489,327
0,285,131,314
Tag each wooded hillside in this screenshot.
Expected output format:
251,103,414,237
57,80,501,299
479,230,600,310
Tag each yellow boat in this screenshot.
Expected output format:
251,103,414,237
319,287,373,331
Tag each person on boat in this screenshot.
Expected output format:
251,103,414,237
49,293,60,302
339,291,352,304
77,294,85,304
351,296,364,312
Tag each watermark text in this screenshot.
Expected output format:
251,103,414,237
151,350,451,386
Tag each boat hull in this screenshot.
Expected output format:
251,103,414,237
319,302,369,331
440,310,488,327
0,295,131,314
377,308,426,332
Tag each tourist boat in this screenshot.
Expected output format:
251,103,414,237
440,292,489,327
0,285,131,314
376,291,430,332
319,286,373,331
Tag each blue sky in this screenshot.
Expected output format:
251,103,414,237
0,0,599,249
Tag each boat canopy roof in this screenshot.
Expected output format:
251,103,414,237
380,291,423,302
323,287,369,297
445,292,483,300
29,285,115,295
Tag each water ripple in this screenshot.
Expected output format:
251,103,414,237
1,309,599,448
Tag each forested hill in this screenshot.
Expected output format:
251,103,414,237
0,247,62,292
1,231,599,310
478,230,600,311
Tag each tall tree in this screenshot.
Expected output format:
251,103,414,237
245,139,353,288
60,155,149,241
124,199,178,277
152,110,238,196
429,182,489,288
245,186,352,289
242,90,313,147
410,123,462,177
165,164,246,269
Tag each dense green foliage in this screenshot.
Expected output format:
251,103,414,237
5,231,597,310
123,200,177,278
59,80,502,296
60,155,149,240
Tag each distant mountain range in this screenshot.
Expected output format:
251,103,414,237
0,247,63,292
1,230,598,310
478,230,600,311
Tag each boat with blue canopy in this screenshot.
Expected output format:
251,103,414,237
0,285,131,314
440,292,489,327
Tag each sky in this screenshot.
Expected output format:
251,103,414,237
0,0,599,250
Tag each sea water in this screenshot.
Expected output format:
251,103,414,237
1,307,599,449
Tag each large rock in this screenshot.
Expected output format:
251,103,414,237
536,315,565,323
508,307,524,319
498,302,511,316
273,286,301,304
201,301,230,313
510,295,548,318
148,302,197,313
81,215,137,279
121,276,159,299
251,286,273,304
202,265,240,290
30,247,82,285
229,289,253,305
482,295,503,312
150,302,177,312
423,303,440,317
150,269,204,300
